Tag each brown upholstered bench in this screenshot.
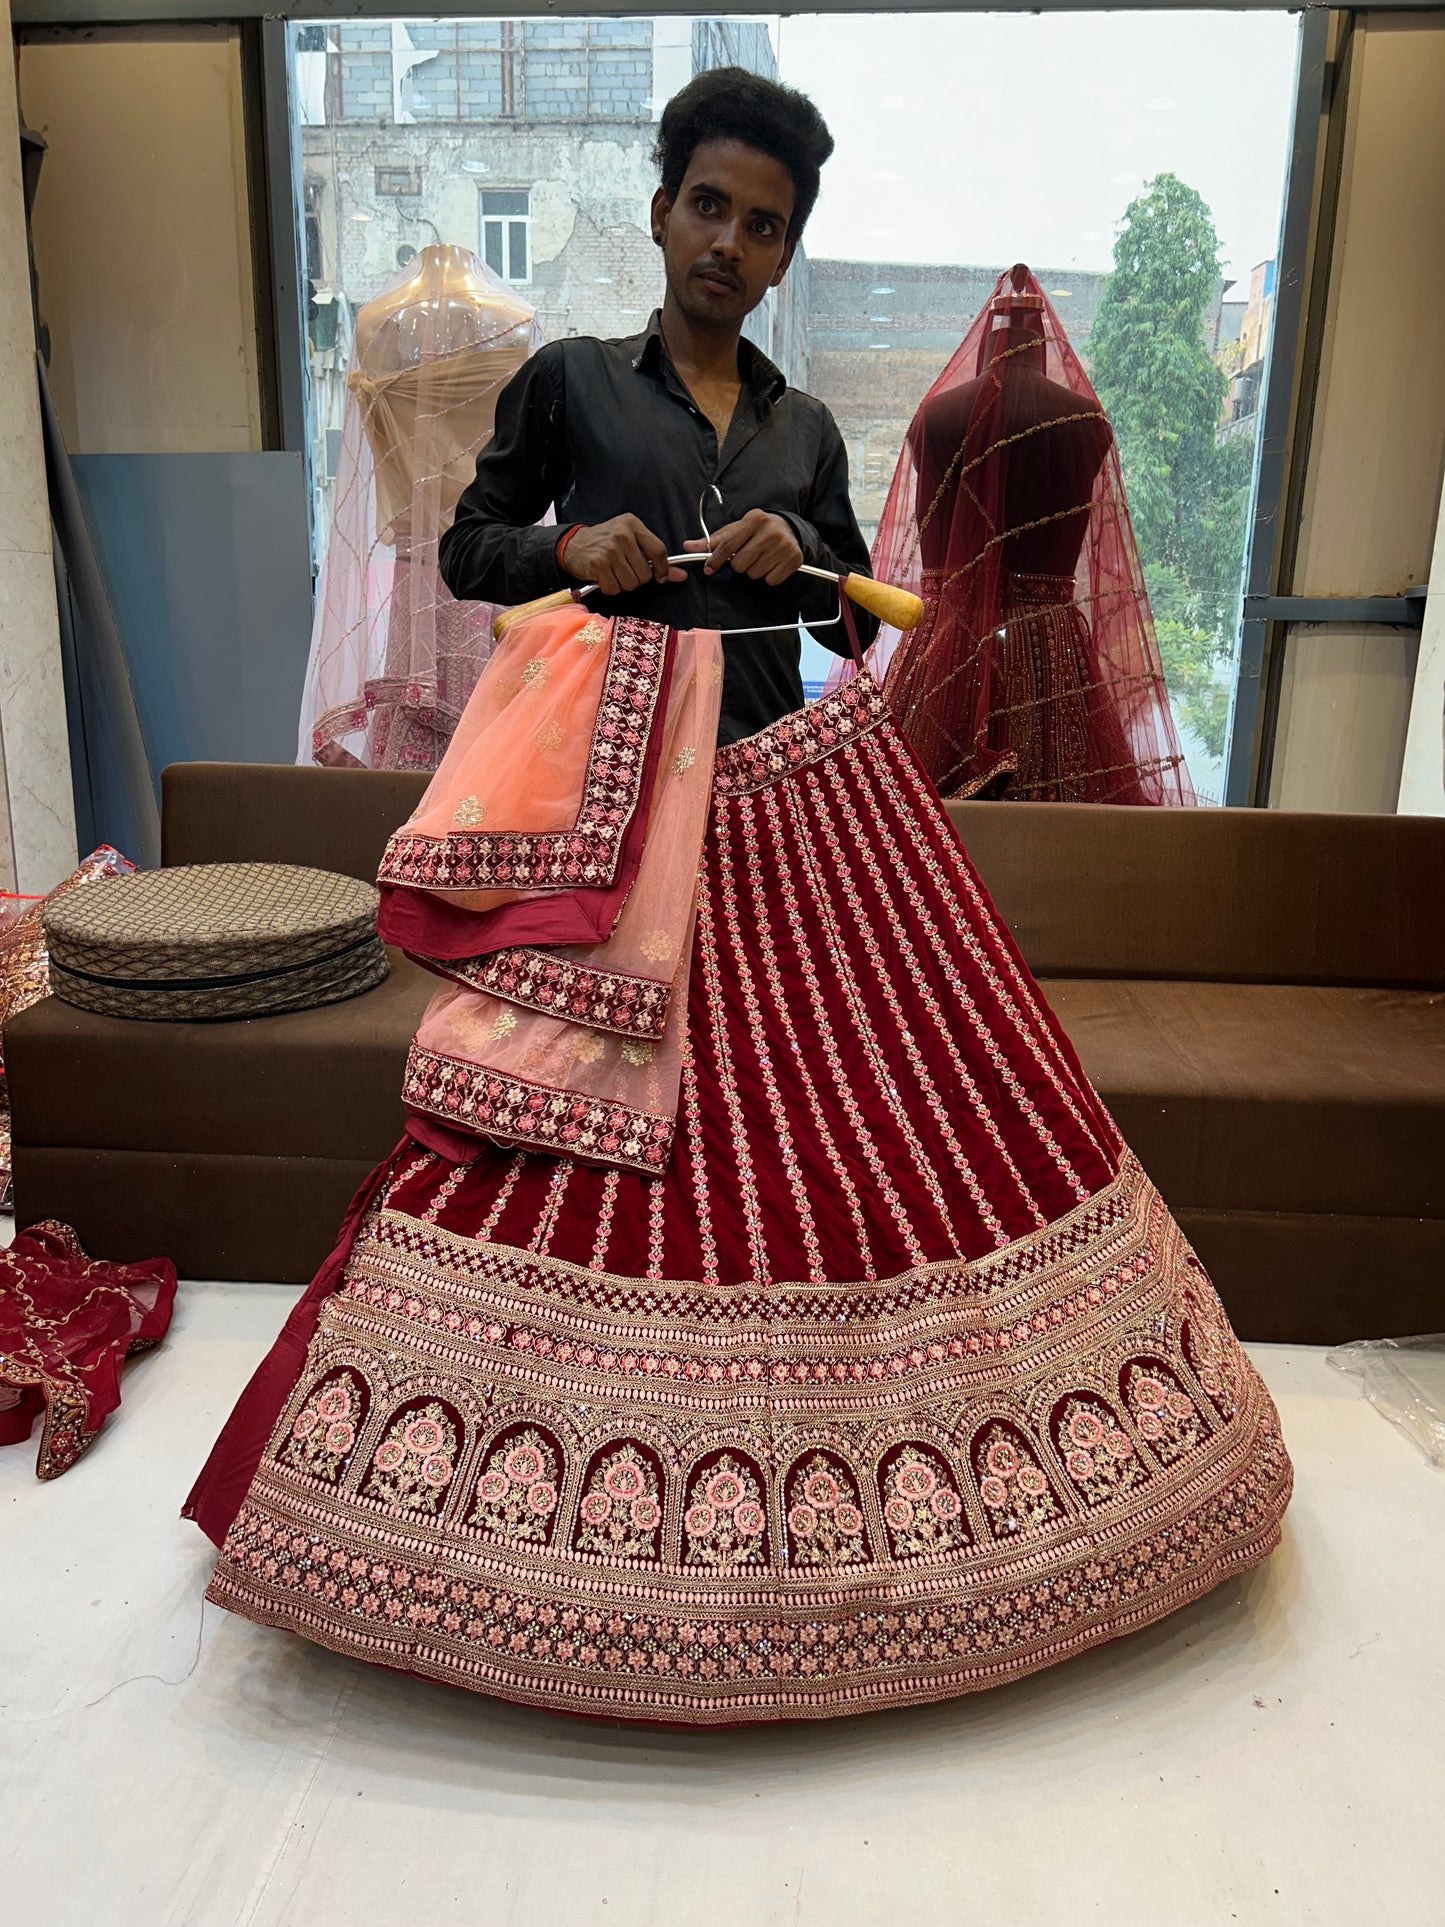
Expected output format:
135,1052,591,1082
951,801,1444,1342
7,765,431,1285
6,765,1442,1341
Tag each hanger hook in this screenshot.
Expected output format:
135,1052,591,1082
698,484,724,544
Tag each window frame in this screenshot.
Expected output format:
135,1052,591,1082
480,187,532,285
22,0,1399,805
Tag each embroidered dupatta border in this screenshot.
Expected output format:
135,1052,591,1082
402,1042,675,1176
413,946,673,1042
378,616,674,895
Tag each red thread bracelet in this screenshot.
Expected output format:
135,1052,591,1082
556,524,585,571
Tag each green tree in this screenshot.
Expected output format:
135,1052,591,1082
1146,565,1232,762
1089,174,1249,675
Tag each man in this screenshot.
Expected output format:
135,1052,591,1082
439,66,876,746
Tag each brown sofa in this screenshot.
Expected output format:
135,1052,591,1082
7,762,1442,1342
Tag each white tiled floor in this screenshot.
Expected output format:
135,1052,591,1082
1,1277,1441,1927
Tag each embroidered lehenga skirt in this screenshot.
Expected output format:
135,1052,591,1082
189,613,1290,1725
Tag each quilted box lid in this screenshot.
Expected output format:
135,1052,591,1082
42,864,381,986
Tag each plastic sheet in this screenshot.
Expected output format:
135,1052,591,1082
1327,1336,1445,1468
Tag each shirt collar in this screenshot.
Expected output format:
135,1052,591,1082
629,310,787,416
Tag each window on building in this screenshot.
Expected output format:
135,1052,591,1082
481,189,530,284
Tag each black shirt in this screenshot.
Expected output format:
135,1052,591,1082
438,313,877,745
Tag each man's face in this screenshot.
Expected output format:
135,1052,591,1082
652,138,797,328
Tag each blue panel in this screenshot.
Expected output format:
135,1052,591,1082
71,451,313,775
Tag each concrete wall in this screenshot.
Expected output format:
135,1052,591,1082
1269,12,1445,813
0,0,75,893
17,24,263,456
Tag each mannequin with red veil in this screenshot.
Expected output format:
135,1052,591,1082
863,265,1193,804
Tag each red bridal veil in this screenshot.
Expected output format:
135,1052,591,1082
869,264,1194,804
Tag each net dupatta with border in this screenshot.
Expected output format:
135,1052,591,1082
844,264,1193,806
298,246,544,773
376,608,724,1177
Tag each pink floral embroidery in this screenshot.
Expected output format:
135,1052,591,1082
362,1399,460,1514
783,1452,871,1567
573,1444,663,1561
1122,1361,1207,1466
1050,1395,1145,1507
379,619,671,894
280,1370,368,1486
712,680,886,798
681,1453,769,1569
403,1046,674,1176
426,947,673,1042
878,1445,972,1560
470,1425,562,1544
969,1421,1060,1535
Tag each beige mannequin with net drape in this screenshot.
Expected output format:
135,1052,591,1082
299,244,543,771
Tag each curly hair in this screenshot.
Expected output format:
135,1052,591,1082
653,66,834,241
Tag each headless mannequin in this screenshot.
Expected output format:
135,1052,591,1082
332,245,536,769
912,290,1112,582
351,244,536,548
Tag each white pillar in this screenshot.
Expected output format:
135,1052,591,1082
1396,468,1445,816
0,0,77,893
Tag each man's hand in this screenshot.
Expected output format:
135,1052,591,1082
560,515,687,597
683,510,803,587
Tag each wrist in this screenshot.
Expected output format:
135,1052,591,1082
556,523,586,575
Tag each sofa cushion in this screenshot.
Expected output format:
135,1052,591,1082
1043,976,1445,1219
952,800,1445,988
4,949,433,1163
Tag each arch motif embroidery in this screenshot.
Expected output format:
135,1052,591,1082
1049,1393,1146,1508
1121,1360,1207,1466
1181,1269,1238,1419
783,1451,871,1567
361,1397,462,1514
876,1442,971,1560
469,1423,563,1545
680,1450,770,1568
968,1419,1061,1537
279,1368,369,1486
571,1441,665,1561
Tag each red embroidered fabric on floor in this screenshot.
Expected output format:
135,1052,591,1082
0,1221,176,1479
187,662,1290,1725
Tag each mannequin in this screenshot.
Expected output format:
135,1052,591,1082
299,245,543,772
912,292,1112,584
351,245,536,550
872,265,1192,805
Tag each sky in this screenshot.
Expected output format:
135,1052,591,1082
773,9,1302,287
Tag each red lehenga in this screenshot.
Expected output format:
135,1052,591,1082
188,609,1288,1724
839,265,1194,805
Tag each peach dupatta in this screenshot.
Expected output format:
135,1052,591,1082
378,608,723,1175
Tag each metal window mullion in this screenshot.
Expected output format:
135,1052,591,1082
1223,7,1346,806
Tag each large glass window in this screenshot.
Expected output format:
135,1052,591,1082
291,11,1298,801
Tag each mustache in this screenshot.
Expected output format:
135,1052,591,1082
692,262,743,292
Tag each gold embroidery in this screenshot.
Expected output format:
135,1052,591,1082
533,720,564,752
521,658,547,691
578,616,608,651
452,795,485,829
490,1008,518,1040
672,746,697,778
640,929,672,965
572,1032,606,1065
621,1039,655,1068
